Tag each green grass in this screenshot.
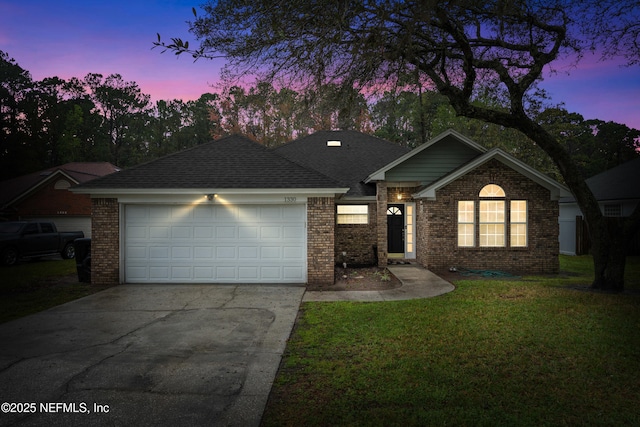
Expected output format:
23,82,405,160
0,259,112,324
263,256,640,426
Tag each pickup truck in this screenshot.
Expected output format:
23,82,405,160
0,221,84,266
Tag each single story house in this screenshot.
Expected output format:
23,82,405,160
73,129,570,286
559,157,640,255
0,162,120,237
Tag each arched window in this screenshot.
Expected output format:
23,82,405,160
387,206,402,215
479,184,505,197
457,184,528,248
54,179,71,190
479,185,506,247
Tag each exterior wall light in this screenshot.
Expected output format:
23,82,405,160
207,194,217,201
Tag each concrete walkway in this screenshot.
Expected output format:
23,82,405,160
303,265,455,302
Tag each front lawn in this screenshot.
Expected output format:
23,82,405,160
0,259,112,324
262,256,640,426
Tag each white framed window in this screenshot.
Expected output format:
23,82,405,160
510,200,527,247
479,200,505,247
457,185,527,248
479,184,505,197
604,204,621,217
458,201,475,247
336,205,369,224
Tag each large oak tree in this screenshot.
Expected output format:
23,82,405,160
157,0,640,290
157,0,639,290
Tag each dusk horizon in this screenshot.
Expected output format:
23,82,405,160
2,0,639,130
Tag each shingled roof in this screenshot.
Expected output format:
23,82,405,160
77,134,342,190
561,157,640,203
273,130,410,197
0,162,119,207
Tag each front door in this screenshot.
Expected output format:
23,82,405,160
387,204,404,254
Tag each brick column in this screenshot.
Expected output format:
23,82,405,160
91,198,119,285
376,182,388,267
307,197,335,286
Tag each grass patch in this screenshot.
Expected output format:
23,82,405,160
263,256,640,426
0,258,112,324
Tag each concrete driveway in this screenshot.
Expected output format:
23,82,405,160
0,284,305,427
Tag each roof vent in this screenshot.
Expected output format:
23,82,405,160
327,140,341,147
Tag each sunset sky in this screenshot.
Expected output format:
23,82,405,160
1,0,639,130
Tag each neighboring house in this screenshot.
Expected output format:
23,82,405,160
559,157,640,256
73,130,570,286
0,162,120,237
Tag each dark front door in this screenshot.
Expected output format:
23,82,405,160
387,204,404,254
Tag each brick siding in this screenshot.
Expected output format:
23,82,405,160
91,198,119,285
335,202,378,266
416,159,559,274
376,182,388,267
14,180,91,217
307,197,335,285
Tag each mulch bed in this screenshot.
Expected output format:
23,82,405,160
306,266,402,291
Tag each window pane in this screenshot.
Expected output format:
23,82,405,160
458,224,474,246
480,199,505,247
510,200,527,222
337,205,368,215
479,184,505,197
511,224,527,247
604,204,621,217
510,200,527,247
480,201,505,222
458,201,474,222
337,205,368,224
480,224,505,247
458,201,475,247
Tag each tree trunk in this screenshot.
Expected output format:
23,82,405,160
589,217,625,292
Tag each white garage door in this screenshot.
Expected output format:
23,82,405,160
124,204,307,283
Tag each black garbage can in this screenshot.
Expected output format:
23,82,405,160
74,238,91,283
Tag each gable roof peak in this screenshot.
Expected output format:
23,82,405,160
365,129,486,182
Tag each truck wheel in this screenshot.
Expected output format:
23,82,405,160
2,247,18,266
61,243,76,259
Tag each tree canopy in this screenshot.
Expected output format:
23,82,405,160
154,0,640,290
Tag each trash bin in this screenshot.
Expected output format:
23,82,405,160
74,238,91,283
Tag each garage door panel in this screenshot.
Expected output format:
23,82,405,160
239,226,258,239
150,246,170,260
261,226,281,239
216,247,236,259
238,266,258,280
284,266,304,279
194,267,214,279
150,226,169,238
150,206,171,218
194,226,214,238
283,246,304,259
172,226,192,238
149,266,170,279
125,204,306,283
216,226,236,239
194,247,213,259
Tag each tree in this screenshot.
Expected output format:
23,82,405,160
84,73,151,167
156,0,640,290
0,51,40,179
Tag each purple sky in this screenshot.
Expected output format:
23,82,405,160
2,0,639,130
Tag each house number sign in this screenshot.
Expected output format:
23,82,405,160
284,197,297,203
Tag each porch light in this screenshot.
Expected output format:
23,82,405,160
397,193,402,200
